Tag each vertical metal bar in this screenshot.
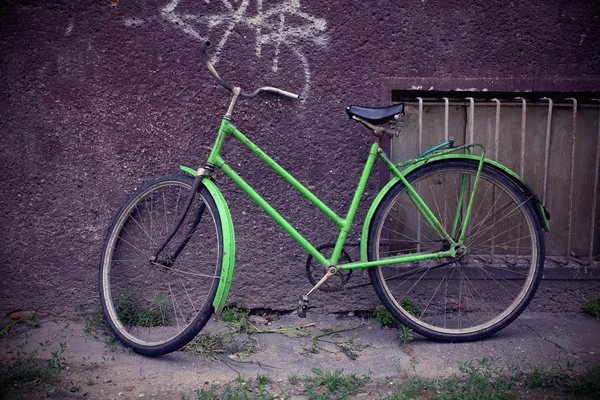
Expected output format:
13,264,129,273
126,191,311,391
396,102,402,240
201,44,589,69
490,98,501,262
492,99,501,159
442,97,449,140
416,97,423,252
566,98,578,262
417,97,423,154
512,97,527,263
515,97,527,178
466,97,475,144
589,100,600,265
442,97,450,229
541,98,553,205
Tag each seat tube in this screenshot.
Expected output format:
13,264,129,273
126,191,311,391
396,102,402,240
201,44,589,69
330,143,379,265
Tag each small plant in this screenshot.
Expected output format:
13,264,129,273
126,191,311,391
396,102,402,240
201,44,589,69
0,339,67,394
398,324,413,346
182,333,227,358
194,377,279,400
255,374,271,387
305,368,370,400
373,306,415,349
583,297,600,318
219,306,250,325
374,306,397,328
399,299,421,317
114,292,170,327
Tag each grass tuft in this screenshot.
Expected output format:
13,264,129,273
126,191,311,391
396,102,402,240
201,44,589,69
583,297,600,318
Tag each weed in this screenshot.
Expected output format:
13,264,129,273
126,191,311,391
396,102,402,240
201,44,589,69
374,306,396,328
397,324,413,345
310,325,368,360
0,339,67,394
583,297,600,318
287,374,300,385
0,314,42,338
524,361,600,395
219,306,249,325
373,305,416,349
565,366,600,396
114,292,170,327
183,333,228,358
0,321,16,338
182,332,259,360
194,377,281,400
255,374,271,387
83,308,116,343
304,368,370,400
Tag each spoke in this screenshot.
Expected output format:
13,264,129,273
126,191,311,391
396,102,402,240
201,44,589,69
418,273,447,321
388,204,441,245
476,265,528,290
168,284,181,333
182,279,198,315
465,194,509,242
468,196,532,245
472,232,531,248
150,261,220,279
471,222,529,249
121,218,158,250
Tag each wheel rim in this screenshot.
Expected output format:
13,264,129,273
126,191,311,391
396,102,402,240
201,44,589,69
373,165,540,335
101,179,221,347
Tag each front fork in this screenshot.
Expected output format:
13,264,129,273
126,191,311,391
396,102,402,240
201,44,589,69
150,164,216,266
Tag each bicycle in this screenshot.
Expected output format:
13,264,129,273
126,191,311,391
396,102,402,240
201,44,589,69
99,42,550,356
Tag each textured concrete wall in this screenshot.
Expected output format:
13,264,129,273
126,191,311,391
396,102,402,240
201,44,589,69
1,0,599,317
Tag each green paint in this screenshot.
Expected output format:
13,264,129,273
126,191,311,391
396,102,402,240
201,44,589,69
179,165,196,176
179,118,548,309
178,167,235,314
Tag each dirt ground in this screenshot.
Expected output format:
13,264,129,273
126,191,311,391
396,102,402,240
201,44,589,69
1,311,599,399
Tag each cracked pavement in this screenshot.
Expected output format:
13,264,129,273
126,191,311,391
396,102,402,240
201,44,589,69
1,311,598,399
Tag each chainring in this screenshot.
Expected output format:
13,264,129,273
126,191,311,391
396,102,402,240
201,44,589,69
305,243,354,292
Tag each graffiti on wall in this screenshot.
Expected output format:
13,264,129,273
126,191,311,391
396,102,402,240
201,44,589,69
124,0,328,102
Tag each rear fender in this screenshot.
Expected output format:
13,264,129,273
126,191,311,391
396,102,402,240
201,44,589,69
360,155,550,261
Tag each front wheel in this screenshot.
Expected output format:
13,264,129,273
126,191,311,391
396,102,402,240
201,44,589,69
99,175,224,356
368,160,544,341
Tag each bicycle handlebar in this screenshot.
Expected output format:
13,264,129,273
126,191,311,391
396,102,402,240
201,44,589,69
200,42,299,100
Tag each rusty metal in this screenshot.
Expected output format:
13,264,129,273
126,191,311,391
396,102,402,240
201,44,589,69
541,98,553,205
515,97,527,178
416,97,424,253
590,100,600,265
490,98,502,262
566,98,578,262
442,97,449,140
466,97,475,143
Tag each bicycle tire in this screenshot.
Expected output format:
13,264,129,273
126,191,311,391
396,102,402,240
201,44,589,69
368,160,544,342
99,175,223,356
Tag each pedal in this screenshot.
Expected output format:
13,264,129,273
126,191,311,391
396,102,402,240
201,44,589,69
297,295,309,318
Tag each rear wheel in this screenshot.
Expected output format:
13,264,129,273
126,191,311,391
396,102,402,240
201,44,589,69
368,160,544,341
99,175,223,356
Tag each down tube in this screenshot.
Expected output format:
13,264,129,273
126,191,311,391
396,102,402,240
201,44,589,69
217,161,329,266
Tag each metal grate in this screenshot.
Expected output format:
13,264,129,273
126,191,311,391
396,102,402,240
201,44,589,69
389,93,600,265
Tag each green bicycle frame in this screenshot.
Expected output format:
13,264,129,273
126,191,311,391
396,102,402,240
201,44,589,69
191,118,470,270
